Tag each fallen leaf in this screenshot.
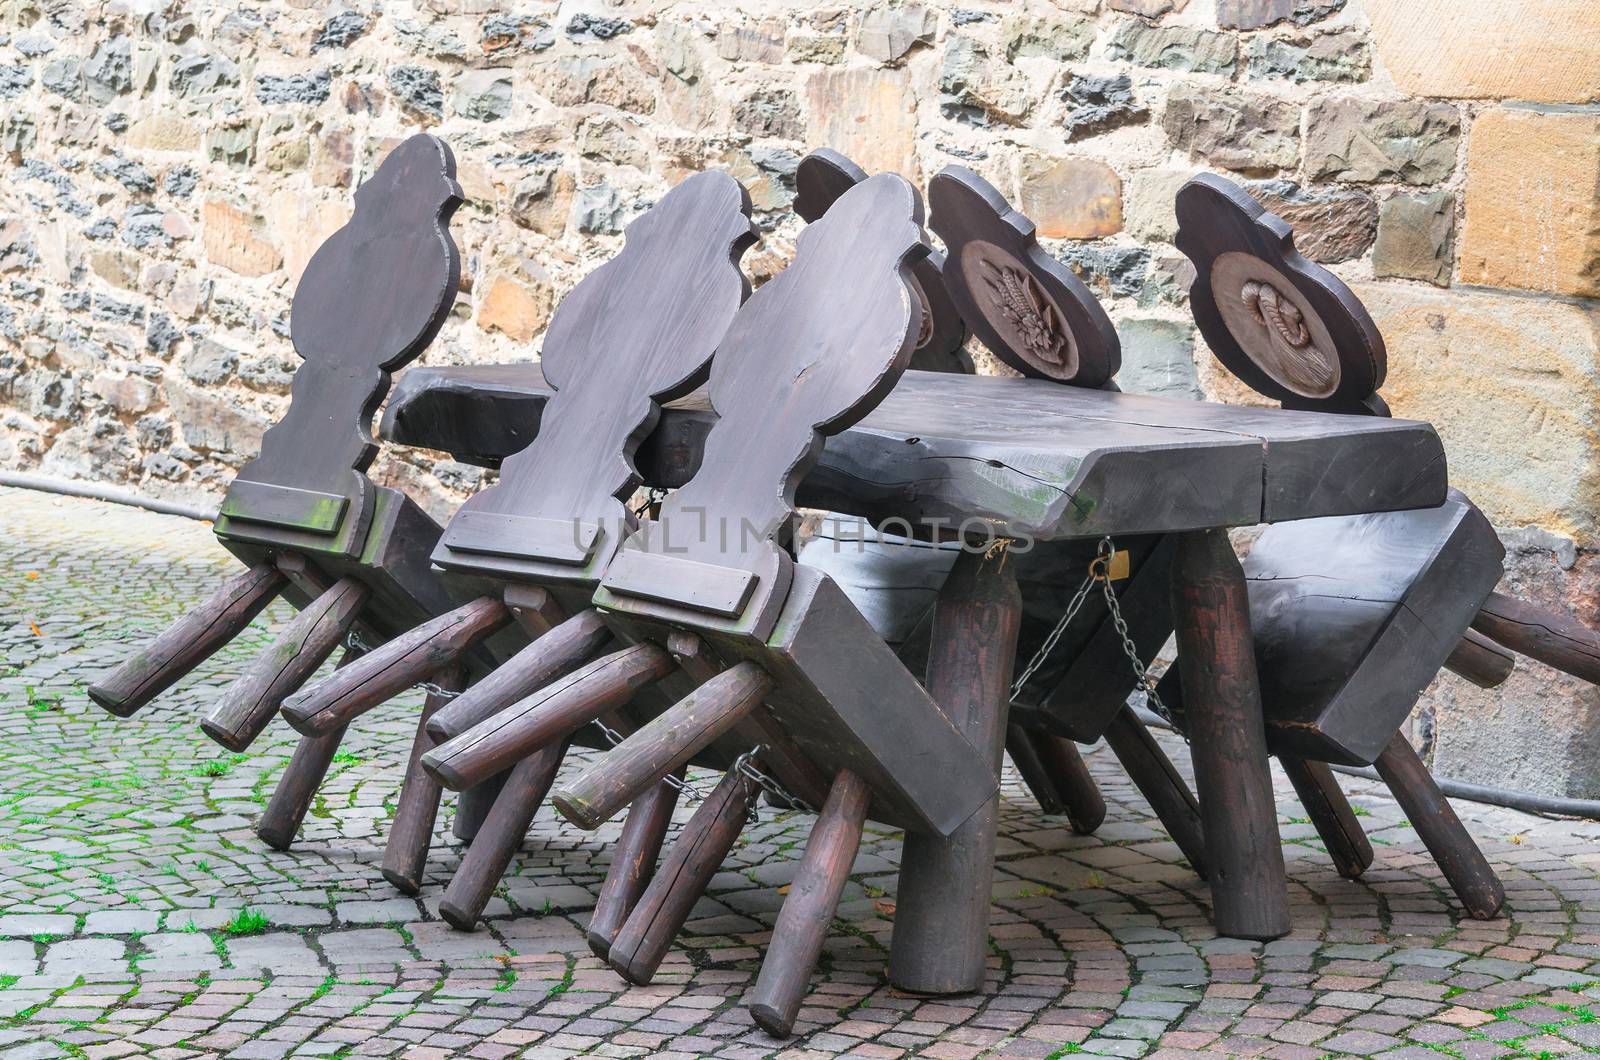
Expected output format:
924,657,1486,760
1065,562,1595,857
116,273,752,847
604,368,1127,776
26,571,38,580
874,900,896,916
29,621,42,636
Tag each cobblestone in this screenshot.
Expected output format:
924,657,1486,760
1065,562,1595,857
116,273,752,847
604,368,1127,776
3,486,1600,1056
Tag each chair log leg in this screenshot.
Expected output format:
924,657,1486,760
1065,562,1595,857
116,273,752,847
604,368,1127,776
453,771,507,844
439,743,567,930
1032,731,1106,835
749,769,871,1038
889,547,1021,995
1279,755,1373,880
588,774,683,959
256,647,360,850
1101,704,1209,879
1373,733,1504,919
608,770,756,985
1170,529,1288,941
382,666,466,894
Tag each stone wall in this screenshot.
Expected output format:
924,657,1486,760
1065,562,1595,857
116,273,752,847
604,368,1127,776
0,0,1598,792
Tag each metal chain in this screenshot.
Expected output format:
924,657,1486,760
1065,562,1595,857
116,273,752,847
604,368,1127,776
733,747,815,817
631,487,668,517
1009,537,1184,740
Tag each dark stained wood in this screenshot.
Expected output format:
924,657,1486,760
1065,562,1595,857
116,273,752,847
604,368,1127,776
453,771,506,844
425,609,615,741
1101,704,1208,878
422,644,675,791
382,666,465,894
218,134,462,556
256,648,361,851
553,661,772,830
929,165,1119,386
607,769,756,985
1244,491,1505,765
432,170,756,587
588,773,682,959
889,548,1020,995
1445,629,1516,689
438,742,566,930
599,173,930,640
794,148,971,375
202,576,370,752
1472,591,1600,685
1006,725,1067,815
1175,173,1384,408
88,561,287,717
384,365,1449,539
1373,734,1504,919
281,596,511,736
749,768,871,1038
1279,756,1373,880
1171,529,1288,941
1031,732,1106,836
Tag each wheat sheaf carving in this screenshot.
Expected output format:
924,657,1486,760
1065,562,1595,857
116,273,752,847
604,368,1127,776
1240,279,1333,395
979,257,1067,367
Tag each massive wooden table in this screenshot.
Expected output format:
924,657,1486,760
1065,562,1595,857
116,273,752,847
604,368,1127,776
382,365,1449,942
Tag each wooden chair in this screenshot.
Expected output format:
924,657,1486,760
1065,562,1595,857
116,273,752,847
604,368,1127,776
278,170,762,913
1163,174,1600,919
86,134,487,850
419,173,998,1037
794,153,1111,832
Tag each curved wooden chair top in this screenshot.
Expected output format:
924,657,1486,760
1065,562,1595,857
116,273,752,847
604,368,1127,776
600,172,931,638
1175,173,1386,414
795,149,971,375
434,170,758,586
929,165,1119,387
219,133,463,554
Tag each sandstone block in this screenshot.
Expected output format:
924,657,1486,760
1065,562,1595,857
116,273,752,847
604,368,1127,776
126,114,199,151
1246,30,1369,83
1019,157,1123,239
1373,191,1454,286
1108,23,1236,76
453,68,513,122
1305,97,1459,185
1119,319,1201,400
1458,108,1600,299
1000,15,1095,62
857,3,937,65
477,271,552,343
1162,83,1298,173
718,17,785,64
1124,169,1191,244
1108,0,1189,16
163,378,268,457
202,200,280,278
1360,282,1600,544
1217,0,1344,30
1364,0,1600,104
1248,181,1376,264
807,67,918,178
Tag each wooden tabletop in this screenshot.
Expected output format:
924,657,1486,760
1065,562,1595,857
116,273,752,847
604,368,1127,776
381,365,1446,541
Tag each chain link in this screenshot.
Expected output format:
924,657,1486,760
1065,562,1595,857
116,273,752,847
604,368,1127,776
631,487,669,517
733,747,815,817
1009,537,1183,740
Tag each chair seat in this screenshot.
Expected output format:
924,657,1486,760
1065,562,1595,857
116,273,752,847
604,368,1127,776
1246,489,1504,766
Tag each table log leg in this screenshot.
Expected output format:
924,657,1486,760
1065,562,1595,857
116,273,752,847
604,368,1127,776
1279,755,1372,880
1007,725,1065,814
382,666,466,894
439,743,567,930
1170,529,1288,941
889,547,1021,995
749,768,871,1038
1101,705,1209,879
1373,734,1504,919
588,773,683,959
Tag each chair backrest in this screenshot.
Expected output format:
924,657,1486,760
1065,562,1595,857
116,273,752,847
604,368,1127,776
433,171,758,585
929,165,1120,387
219,133,463,553
600,173,931,638
1175,173,1387,416
796,149,971,375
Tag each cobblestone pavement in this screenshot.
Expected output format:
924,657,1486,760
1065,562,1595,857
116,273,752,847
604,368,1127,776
3,485,1600,1059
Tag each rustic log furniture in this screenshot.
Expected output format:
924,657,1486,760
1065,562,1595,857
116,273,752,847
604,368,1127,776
383,310,1451,959
87,134,498,851
418,173,1001,1036
279,169,761,918
1161,174,1600,919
